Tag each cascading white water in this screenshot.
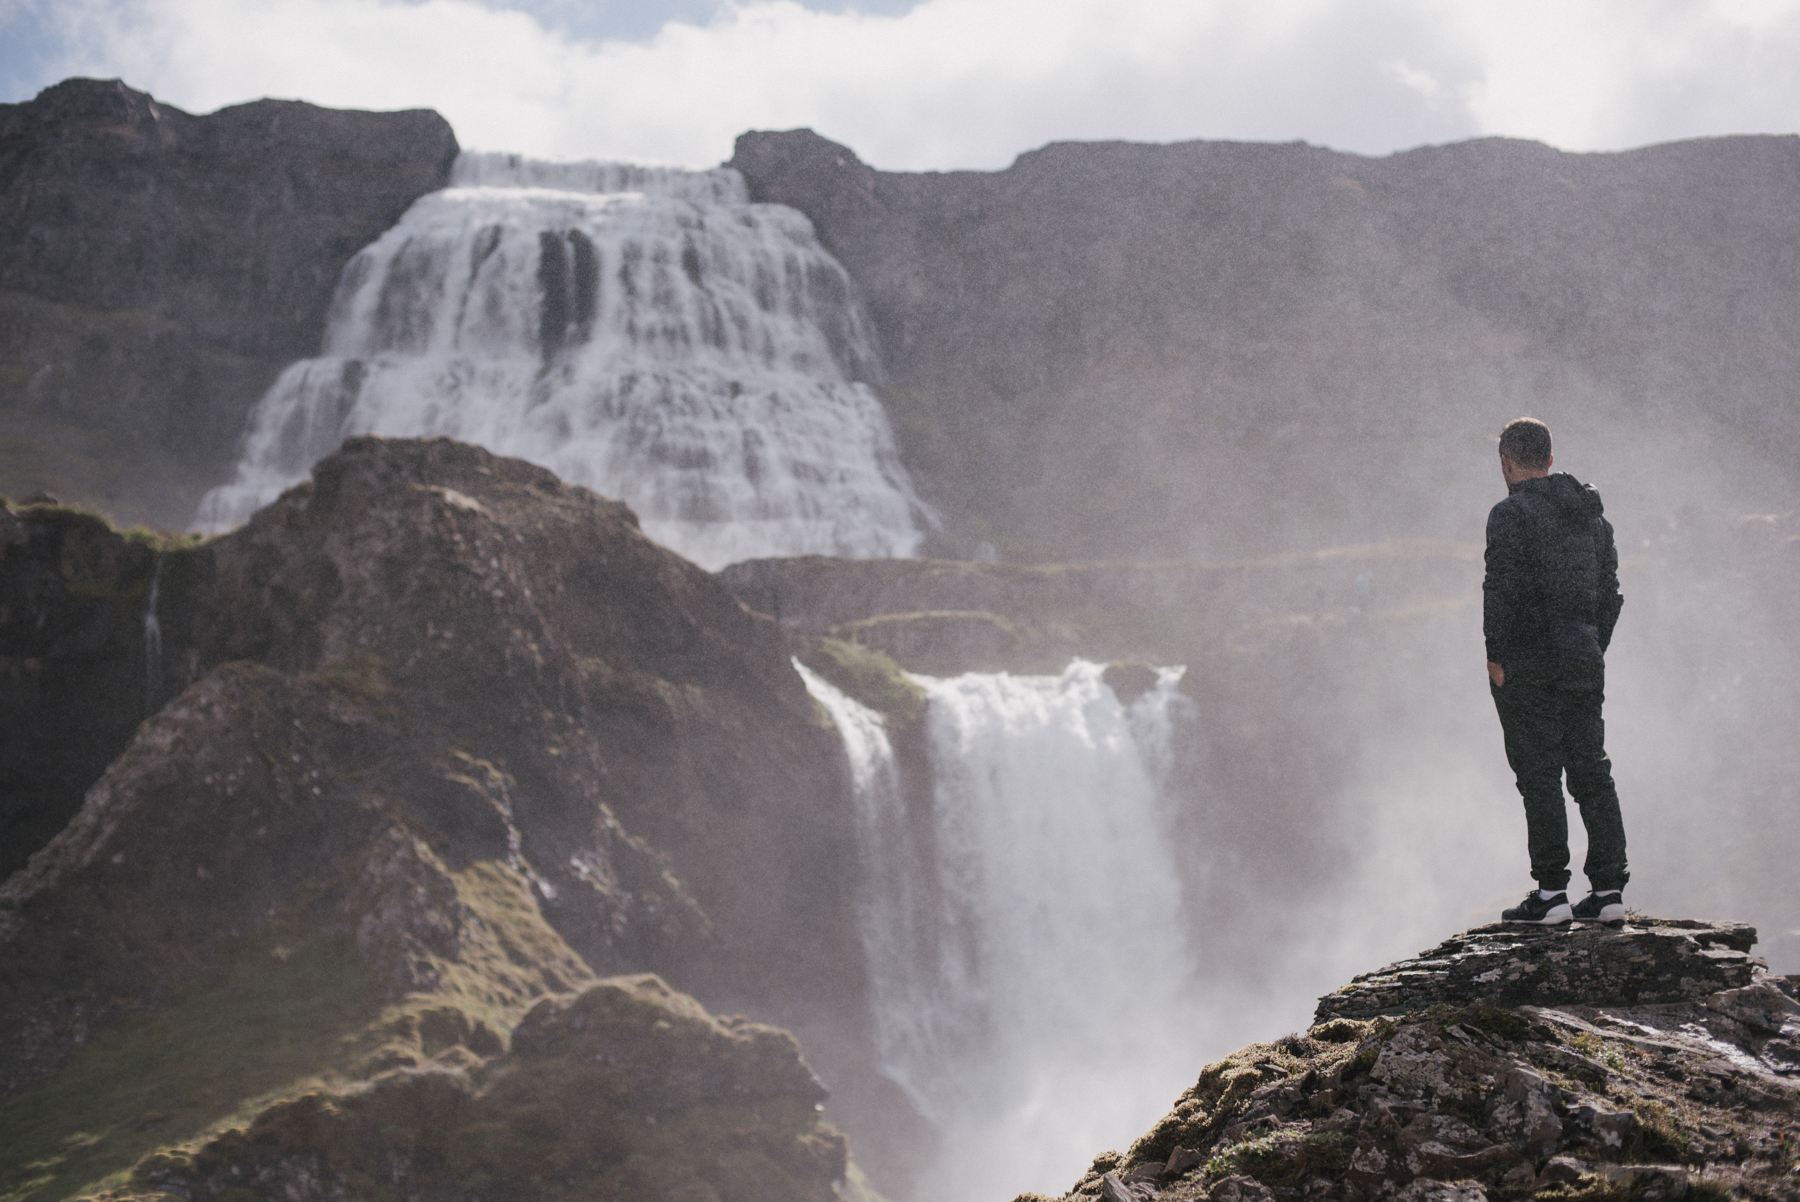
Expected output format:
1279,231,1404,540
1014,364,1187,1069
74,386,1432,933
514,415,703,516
798,658,1202,1202
196,151,930,569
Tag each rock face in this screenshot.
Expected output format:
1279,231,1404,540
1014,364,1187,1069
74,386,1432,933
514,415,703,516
730,129,1800,561
0,438,867,1201
0,505,197,879
1028,937,1800,1202
1316,922,1763,1022
96,975,849,1202
0,79,457,525
722,542,1479,673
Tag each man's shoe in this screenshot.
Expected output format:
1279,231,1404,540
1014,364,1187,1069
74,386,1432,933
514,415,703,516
1502,890,1573,924
1572,890,1626,923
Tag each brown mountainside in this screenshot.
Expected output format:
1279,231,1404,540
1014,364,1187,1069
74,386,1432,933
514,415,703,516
730,129,1800,561
0,438,874,1201
0,79,457,526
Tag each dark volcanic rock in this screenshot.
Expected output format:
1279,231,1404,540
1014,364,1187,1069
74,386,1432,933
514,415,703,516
0,79,457,525
731,129,1800,561
1316,922,1763,1022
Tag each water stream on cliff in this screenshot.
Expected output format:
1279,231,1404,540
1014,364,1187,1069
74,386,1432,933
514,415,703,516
196,151,929,569
799,659,1203,1202
142,553,163,712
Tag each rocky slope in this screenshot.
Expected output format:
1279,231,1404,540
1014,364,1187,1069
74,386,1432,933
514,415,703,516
84,975,851,1202
0,438,872,1202
1029,922,1800,1202
730,129,1800,562
0,79,457,526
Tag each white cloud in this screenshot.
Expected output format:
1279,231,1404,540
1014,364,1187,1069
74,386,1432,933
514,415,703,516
34,0,1800,169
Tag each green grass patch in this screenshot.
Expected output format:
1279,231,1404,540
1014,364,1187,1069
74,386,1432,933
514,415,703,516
308,652,394,701
806,638,928,726
1570,1032,1626,1072
1624,1098,1691,1164
0,932,386,1202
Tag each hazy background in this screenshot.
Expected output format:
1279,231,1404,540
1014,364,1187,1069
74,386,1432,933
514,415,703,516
6,0,1800,168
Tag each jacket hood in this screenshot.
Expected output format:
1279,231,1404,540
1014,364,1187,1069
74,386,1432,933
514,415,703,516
1512,471,1604,518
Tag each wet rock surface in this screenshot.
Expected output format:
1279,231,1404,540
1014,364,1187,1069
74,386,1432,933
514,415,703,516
1316,923,1763,1022
1022,934,1800,1202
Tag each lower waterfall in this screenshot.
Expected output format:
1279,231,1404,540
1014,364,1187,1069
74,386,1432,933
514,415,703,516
798,659,1202,1202
196,152,929,569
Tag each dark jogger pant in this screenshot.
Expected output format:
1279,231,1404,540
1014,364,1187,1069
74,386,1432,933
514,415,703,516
1491,658,1629,892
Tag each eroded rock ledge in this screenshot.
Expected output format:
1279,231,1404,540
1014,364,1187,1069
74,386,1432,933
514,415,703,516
1026,922,1800,1202
1316,923,1762,1023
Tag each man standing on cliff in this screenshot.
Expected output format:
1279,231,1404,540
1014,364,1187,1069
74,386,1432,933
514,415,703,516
1485,418,1629,925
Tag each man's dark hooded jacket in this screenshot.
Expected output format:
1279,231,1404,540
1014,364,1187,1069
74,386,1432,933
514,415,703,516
1484,473,1623,665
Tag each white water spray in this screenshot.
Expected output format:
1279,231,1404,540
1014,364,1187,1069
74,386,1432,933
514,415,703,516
196,151,930,569
799,659,1203,1201
143,554,163,712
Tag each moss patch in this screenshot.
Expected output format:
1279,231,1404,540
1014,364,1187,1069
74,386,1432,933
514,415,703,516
306,652,394,701
1206,1130,1354,1188
803,638,928,727
0,932,385,1202
89,976,847,1202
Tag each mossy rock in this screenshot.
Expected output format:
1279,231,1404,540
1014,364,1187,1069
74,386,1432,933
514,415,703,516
802,637,929,727
98,976,848,1202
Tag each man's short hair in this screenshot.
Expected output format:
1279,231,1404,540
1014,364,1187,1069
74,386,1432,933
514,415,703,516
1498,418,1552,470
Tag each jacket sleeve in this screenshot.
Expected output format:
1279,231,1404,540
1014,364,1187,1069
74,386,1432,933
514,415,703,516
1483,500,1527,662
1596,515,1623,652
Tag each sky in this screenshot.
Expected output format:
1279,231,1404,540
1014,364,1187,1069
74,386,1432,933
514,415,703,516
2,0,1799,170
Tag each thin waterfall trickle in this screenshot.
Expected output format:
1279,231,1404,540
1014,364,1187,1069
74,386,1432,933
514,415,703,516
196,151,931,569
143,554,163,712
799,658,1203,1202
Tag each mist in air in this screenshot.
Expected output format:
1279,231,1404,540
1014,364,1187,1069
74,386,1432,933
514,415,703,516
181,123,1800,1202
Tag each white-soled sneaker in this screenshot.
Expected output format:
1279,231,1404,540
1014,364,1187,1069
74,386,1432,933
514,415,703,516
1501,889,1573,924
1572,890,1626,924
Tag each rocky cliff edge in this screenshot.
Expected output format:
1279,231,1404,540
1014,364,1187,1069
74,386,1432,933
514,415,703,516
1029,921,1799,1202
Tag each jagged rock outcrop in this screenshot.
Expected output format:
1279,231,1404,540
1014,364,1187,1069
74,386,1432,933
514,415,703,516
1316,923,1764,1022
0,438,868,1202
0,79,457,525
90,975,848,1202
1024,930,1800,1202
730,129,1800,562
